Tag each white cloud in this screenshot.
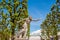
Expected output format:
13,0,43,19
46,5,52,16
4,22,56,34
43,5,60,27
30,30,42,36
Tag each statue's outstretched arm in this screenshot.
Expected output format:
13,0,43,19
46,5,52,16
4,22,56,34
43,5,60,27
32,18,40,21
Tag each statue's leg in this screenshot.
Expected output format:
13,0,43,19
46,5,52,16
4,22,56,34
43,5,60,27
17,32,20,38
19,29,24,38
19,33,23,38
23,29,27,38
22,32,24,38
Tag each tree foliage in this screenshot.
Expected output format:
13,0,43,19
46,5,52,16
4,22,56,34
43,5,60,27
41,0,60,40
0,0,29,40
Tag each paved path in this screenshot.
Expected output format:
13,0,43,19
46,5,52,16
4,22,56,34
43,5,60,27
29,36,41,40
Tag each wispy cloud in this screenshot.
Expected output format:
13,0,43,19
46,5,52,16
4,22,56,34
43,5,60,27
30,30,41,36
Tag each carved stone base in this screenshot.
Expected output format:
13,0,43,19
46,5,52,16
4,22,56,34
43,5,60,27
15,38,28,40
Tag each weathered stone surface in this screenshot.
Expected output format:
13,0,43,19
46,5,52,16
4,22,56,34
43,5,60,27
15,38,28,40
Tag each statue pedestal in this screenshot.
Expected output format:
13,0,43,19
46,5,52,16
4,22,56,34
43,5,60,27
15,38,28,40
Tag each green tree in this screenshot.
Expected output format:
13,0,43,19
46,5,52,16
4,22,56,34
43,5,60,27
0,0,29,40
0,10,11,40
41,0,60,40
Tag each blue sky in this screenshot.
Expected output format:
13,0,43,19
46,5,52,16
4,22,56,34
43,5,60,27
28,0,55,33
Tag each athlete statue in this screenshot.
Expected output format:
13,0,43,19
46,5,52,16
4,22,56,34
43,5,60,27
17,16,40,39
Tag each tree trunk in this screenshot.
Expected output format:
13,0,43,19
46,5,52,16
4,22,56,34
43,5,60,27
11,26,15,40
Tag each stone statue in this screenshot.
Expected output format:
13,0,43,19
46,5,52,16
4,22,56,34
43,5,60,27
17,16,40,39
